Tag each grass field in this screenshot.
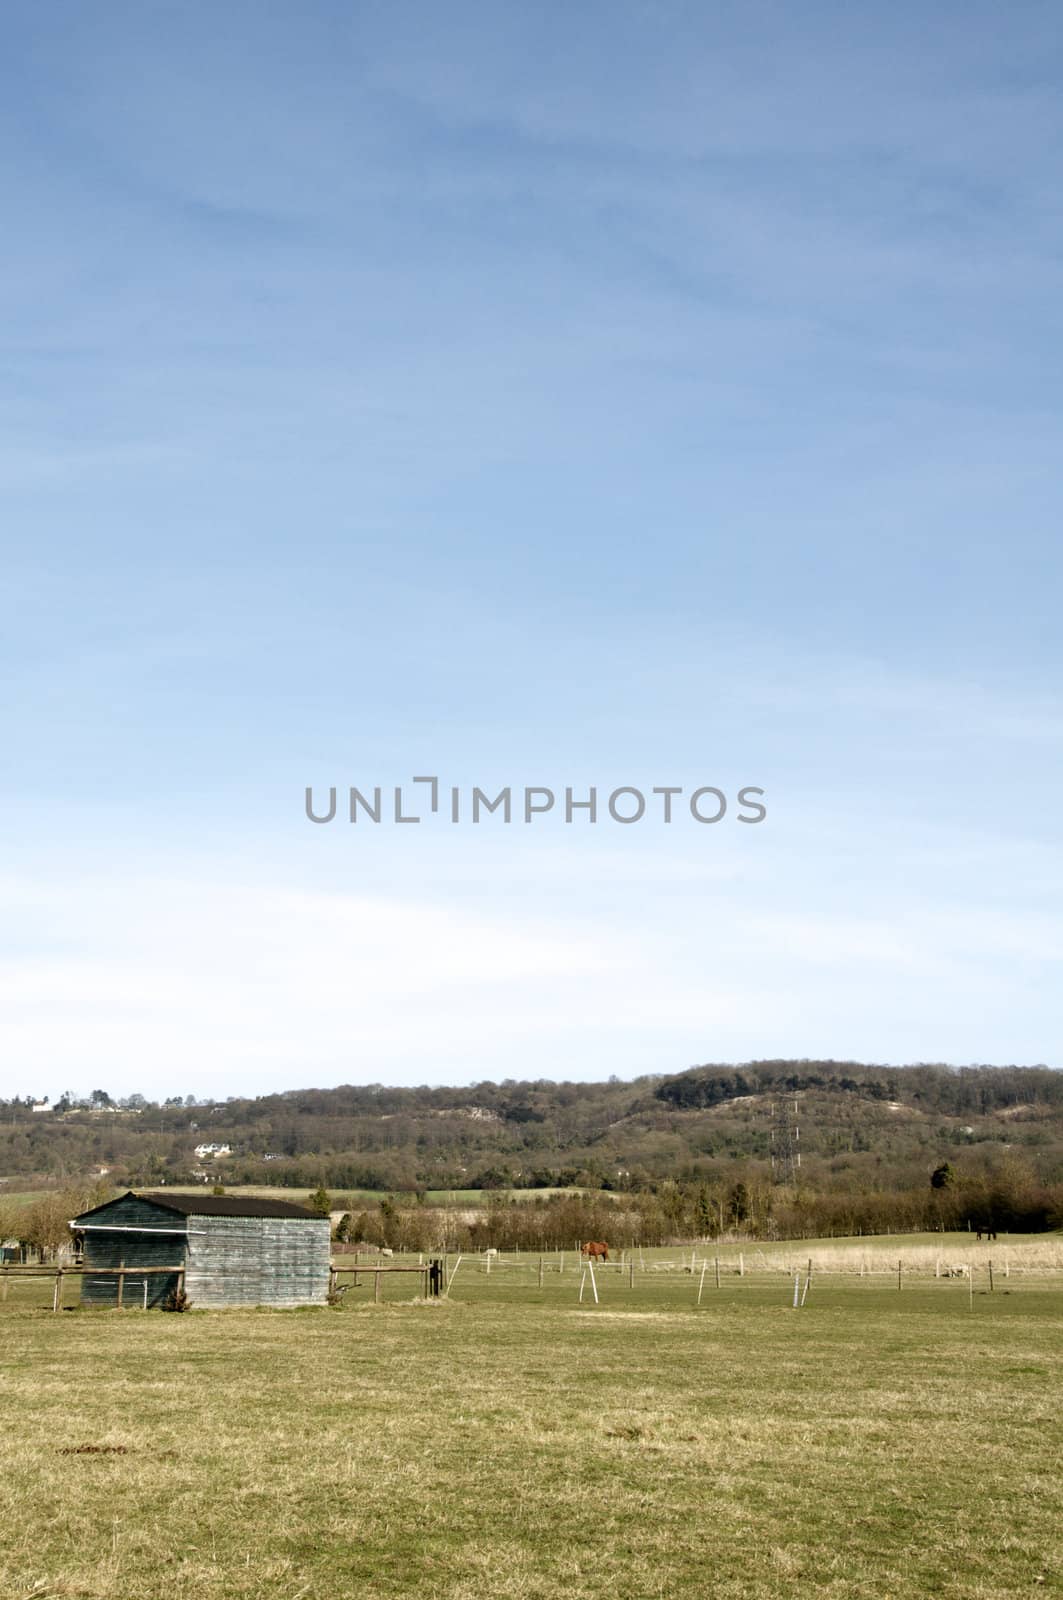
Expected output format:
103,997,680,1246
220,1185,587,1207
1,1239,1061,1600
0,1184,588,1212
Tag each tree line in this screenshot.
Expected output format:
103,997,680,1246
327,1154,1062,1253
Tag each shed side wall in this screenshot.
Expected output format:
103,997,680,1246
184,1216,329,1307
77,1198,187,1308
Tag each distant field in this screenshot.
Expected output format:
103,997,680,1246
219,1185,588,1206
0,1243,1060,1600
0,1183,590,1209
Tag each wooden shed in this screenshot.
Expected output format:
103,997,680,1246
70,1191,330,1309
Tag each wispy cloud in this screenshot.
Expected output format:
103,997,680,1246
1,850,1059,1098
1,5,1060,1092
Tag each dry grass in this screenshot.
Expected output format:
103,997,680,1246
1,1265,1061,1599
724,1235,1063,1275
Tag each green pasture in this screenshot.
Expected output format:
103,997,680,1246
223,1184,586,1206
0,1183,590,1212
1,1246,1060,1600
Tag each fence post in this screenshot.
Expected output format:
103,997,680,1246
897,1259,902,1292
52,1269,62,1313
715,1257,720,1289
628,1260,634,1289
538,1256,543,1288
697,1263,707,1305
374,1270,381,1305
792,1271,800,1308
988,1260,994,1293
116,1259,125,1310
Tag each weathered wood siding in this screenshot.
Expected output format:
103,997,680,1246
79,1193,189,1232
184,1215,330,1308
78,1195,187,1308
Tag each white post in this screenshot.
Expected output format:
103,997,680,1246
697,1263,707,1305
447,1254,463,1294
738,1252,744,1278
588,1258,599,1304
578,1269,587,1304
142,1279,148,1311
800,1274,810,1307
793,1271,800,1308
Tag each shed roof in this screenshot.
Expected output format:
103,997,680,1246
73,1190,321,1222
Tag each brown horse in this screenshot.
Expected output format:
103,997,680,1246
582,1241,609,1262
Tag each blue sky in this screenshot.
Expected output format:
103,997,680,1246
2,2,1061,1098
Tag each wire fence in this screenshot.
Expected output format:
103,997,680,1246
2,1240,1059,1312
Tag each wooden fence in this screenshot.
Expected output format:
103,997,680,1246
329,1259,444,1303
0,1263,186,1312
1,1258,444,1311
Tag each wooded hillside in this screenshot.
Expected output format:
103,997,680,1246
4,1060,1061,1201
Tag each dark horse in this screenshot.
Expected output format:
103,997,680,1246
582,1241,609,1262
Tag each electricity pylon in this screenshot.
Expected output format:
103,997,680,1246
770,1093,801,1184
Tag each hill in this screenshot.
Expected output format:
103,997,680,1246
4,1060,1062,1202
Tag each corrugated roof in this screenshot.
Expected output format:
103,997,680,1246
74,1190,322,1222
139,1196,326,1216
